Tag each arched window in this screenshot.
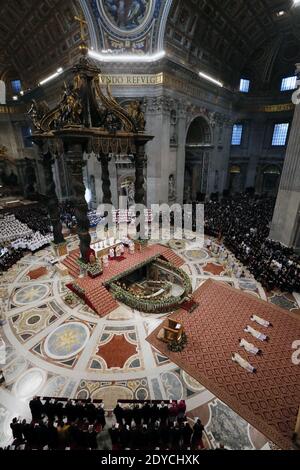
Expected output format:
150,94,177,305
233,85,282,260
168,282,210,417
0,80,6,105
230,165,241,174
186,117,211,146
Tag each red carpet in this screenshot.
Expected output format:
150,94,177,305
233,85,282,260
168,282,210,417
28,266,48,280
203,262,224,275
62,249,80,277
64,244,184,318
181,299,199,313
146,279,300,450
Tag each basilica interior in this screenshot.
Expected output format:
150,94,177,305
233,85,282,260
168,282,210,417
0,0,300,453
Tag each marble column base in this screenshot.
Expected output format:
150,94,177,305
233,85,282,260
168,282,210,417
51,241,68,257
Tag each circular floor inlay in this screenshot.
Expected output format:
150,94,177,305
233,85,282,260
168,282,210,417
14,284,49,305
44,322,90,360
27,315,41,325
185,249,208,261
182,370,205,392
91,385,133,410
14,368,46,398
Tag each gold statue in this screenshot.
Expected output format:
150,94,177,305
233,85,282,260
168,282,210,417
127,100,146,131
58,82,83,126
0,145,7,157
28,99,50,131
74,15,88,55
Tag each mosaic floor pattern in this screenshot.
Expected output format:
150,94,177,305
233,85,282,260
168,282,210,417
0,236,299,449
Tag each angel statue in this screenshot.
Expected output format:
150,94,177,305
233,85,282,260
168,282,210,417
127,100,146,131
57,82,83,127
27,99,50,131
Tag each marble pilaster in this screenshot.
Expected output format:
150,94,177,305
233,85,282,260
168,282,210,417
270,94,300,248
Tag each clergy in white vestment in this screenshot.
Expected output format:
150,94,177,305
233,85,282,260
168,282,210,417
239,338,261,355
244,325,268,342
250,314,272,327
232,353,256,373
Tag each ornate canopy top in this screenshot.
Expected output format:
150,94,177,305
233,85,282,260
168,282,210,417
28,55,147,140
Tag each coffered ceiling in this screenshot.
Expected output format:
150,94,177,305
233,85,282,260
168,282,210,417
0,0,86,89
166,0,300,90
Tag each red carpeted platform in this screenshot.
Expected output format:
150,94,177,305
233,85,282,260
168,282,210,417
28,266,48,280
63,244,184,318
62,249,80,278
146,279,300,450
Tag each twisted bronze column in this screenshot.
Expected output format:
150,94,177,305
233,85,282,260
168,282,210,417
100,153,112,205
134,144,147,239
134,145,146,205
39,150,65,245
66,144,91,263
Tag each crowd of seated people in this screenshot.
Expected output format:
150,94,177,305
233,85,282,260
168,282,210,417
3,398,208,451
13,205,52,236
204,194,300,293
59,201,76,230
0,205,53,272
59,201,103,230
11,232,51,252
0,247,24,272
0,214,32,244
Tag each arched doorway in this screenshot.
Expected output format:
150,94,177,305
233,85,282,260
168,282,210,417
229,165,242,193
184,116,212,202
262,165,281,194
119,175,135,207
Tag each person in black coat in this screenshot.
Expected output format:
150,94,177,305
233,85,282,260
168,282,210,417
159,402,169,425
10,418,23,442
139,424,150,450
87,426,97,449
182,421,193,449
110,424,121,450
191,418,205,450
172,423,182,450
148,422,160,449
120,425,132,449
149,403,159,424
159,422,170,450
65,400,75,423
43,398,55,421
113,403,124,425
133,404,142,426
141,402,150,425
86,400,96,424
131,424,143,450
54,400,64,420
96,404,106,427
123,406,132,427
47,422,58,450
29,397,43,421
75,401,84,421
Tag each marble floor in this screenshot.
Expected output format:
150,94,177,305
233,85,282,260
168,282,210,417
0,235,299,450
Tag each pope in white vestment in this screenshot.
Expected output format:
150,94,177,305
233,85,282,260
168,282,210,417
244,325,268,342
239,338,261,355
251,314,272,327
232,353,256,373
